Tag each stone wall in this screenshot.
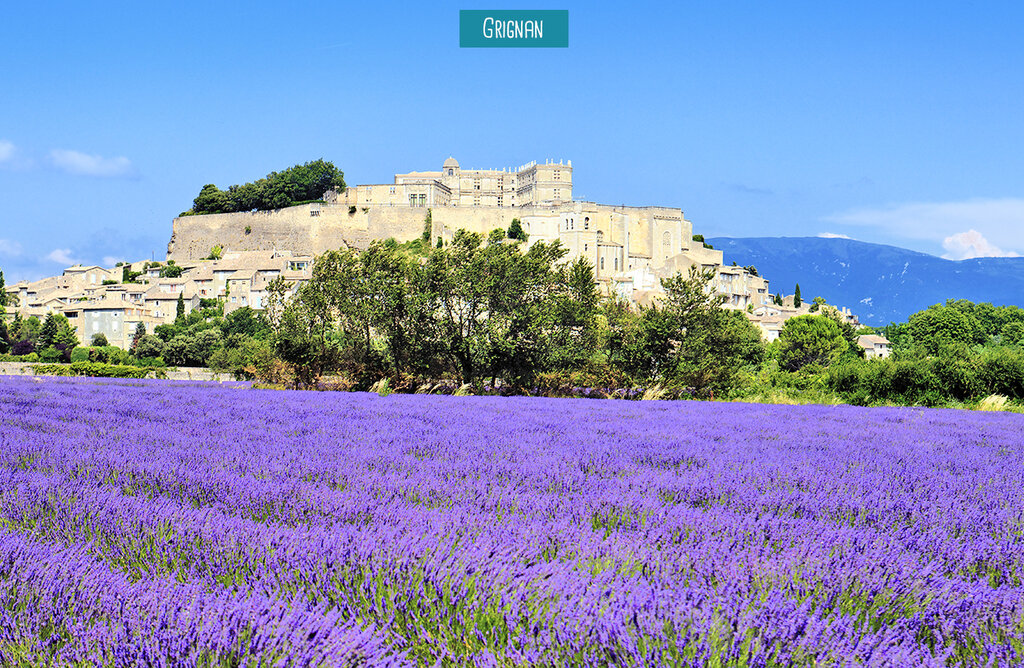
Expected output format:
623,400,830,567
166,201,696,274
167,203,531,263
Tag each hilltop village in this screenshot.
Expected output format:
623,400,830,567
5,157,860,349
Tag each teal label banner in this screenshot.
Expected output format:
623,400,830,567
460,10,568,48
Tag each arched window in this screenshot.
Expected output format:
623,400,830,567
596,230,604,242
448,168,453,176
584,217,590,229
600,257,605,270
614,257,619,271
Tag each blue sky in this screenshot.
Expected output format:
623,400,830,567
2,1,1023,281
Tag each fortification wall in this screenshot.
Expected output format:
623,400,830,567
168,203,442,262
166,201,691,266
167,203,530,262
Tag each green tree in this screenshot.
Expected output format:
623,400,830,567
907,305,978,355
221,306,271,340
122,266,142,283
135,334,165,359
192,184,229,213
777,314,849,371
37,313,59,351
160,264,184,279
1002,320,1024,345
91,333,109,347
507,218,527,241
660,267,764,396
549,257,600,370
190,160,346,214
809,296,826,313
794,284,802,307
176,294,186,322
0,268,6,308
130,322,147,352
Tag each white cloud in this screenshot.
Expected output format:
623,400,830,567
46,248,81,265
0,239,22,257
826,197,1024,257
0,139,14,163
818,232,851,239
942,229,1021,261
50,149,134,177
102,256,122,267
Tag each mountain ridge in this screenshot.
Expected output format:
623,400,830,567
705,236,1024,325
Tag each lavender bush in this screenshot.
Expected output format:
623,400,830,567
1,375,1022,666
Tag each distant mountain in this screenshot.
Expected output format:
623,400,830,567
705,236,1024,326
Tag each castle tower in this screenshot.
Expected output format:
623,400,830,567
441,156,460,198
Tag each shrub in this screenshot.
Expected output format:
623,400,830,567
932,355,982,401
977,347,1024,399
135,335,165,360
38,347,62,363
32,361,165,379
91,333,109,347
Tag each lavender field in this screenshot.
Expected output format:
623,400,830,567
1,377,1023,666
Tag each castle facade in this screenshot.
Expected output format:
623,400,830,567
332,157,572,209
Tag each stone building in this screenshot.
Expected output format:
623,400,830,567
330,157,572,209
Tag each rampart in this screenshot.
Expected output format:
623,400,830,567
168,203,544,262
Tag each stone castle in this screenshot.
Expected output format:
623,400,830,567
167,156,772,310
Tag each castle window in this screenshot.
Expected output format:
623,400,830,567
448,169,453,176
584,217,589,229
600,257,605,270
614,257,619,271
584,244,588,252
596,231,604,242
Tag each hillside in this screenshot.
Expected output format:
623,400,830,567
706,236,1024,326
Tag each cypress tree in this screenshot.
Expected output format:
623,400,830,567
131,322,146,352
176,294,186,322
794,284,802,307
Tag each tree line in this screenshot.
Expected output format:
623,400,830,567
261,230,764,396
4,247,1024,408
184,160,346,215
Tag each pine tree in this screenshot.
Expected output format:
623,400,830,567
507,218,527,241
37,313,58,351
794,283,802,307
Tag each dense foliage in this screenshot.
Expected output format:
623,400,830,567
264,233,762,396
3,256,1023,409
185,160,346,215
1,378,1022,665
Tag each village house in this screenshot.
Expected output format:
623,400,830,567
857,334,892,360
